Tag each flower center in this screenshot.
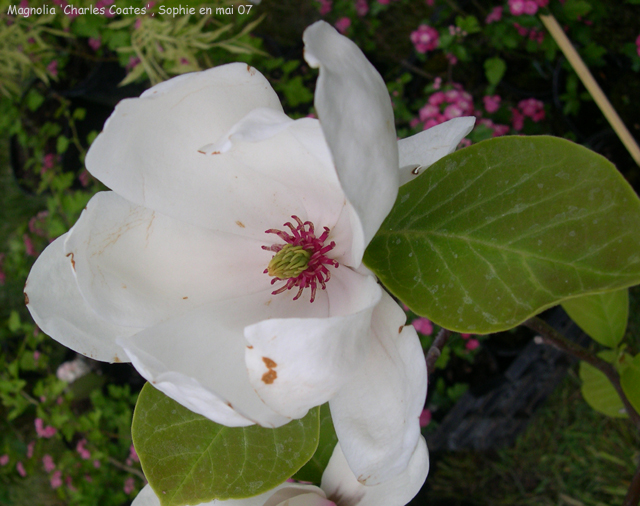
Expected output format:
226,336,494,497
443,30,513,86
262,215,339,303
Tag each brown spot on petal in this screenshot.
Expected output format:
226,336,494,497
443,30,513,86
66,252,75,270
263,357,277,369
235,221,245,228
211,151,220,155
247,345,253,349
24,292,29,305
227,402,233,408
398,326,403,334
122,284,127,289
265,299,272,306
113,355,122,363
182,296,188,300
262,369,277,384
197,150,206,154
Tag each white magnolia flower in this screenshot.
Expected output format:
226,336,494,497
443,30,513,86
25,21,473,484
132,440,429,506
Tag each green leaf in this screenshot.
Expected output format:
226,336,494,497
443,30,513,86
292,403,338,484
56,135,69,154
132,383,320,506
579,360,626,418
563,0,592,19
484,57,506,86
364,136,640,333
620,354,640,416
562,289,628,348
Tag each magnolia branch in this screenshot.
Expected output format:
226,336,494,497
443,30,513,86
523,316,640,430
426,327,452,374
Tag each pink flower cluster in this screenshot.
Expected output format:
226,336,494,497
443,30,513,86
412,317,433,336
76,439,91,460
42,454,56,473
460,333,480,351
511,98,545,130
419,409,432,428
126,444,139,466
508,0,547,16
513,23,545,44
485,6,502,24
419,87,474,129
410,24,439,53
636,34,640,57
355,0,368,16
0,254,5,286
317,0,332,15
35,418,57,438
124,477,136,494
334,17,351,34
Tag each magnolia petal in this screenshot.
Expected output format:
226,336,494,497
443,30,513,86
303,21,399,263
65,191,273,329
245,270,381,419
120,289,331,428
131,483,298,506
328,291,427,485
85,63,310,237
24,234,134,363
398,117,475,185
321,439,429,506
263,485,329,506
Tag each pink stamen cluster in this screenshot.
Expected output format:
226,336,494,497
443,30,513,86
263,216,338,303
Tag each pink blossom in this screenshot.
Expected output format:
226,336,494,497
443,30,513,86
16,462,26,477
334,17,351,34
85,474,93,482
461,333,472,339
456,98,474,115
466,338,480,351
180,58,190,65
124,477,136,495
377,0,390,4
129,445,139,463
523,0,538,15
50,470,62,489
41,153,56,174
423,118,441,129
355,0,368,16
428,91,445,106
518,98,545,121
444,103,463,120
93,459,101,468
419,409,432,427
35,418,57,438
134,18,142,30
23,234,37,257
76,439,91,460
511,107,524,131
88,37,101,51
419,104,440,121
19,0,28,8
458,138,472,148
636,34,640,57
410,24,439,53
433,77,442,90
318,0,332,15
66,475,77,492
486,6,502,24
513,22,529,37
446,53,458,65
26,441,35,459
79,170,91,187
42,455,55,473
483,95,501,113
0,254,5,286
126,56,141,71
47,60,58,77
0,455,9,466
96,0,114,16
412,317,433,336
508,0,525,15
444,89,461,102
409,117,421,128
426,0,434,4
493,124,510,137
536,0,548,5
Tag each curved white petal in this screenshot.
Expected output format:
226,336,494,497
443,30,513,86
263,485,329,506
398,117,475,185
120,289,331,428
24,234,135,363
321,439,429,506
86,63,307,237
245,270,381,419
65,191,273,329
303,21,399,264
328,291,427,485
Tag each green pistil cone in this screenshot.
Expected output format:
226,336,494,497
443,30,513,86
268,245,311,278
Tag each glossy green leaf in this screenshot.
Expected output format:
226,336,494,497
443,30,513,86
562,288,629,348
292,403,338,484
132,383,320,506
364,136,640,333
620,354,640,416
579,360,627,418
